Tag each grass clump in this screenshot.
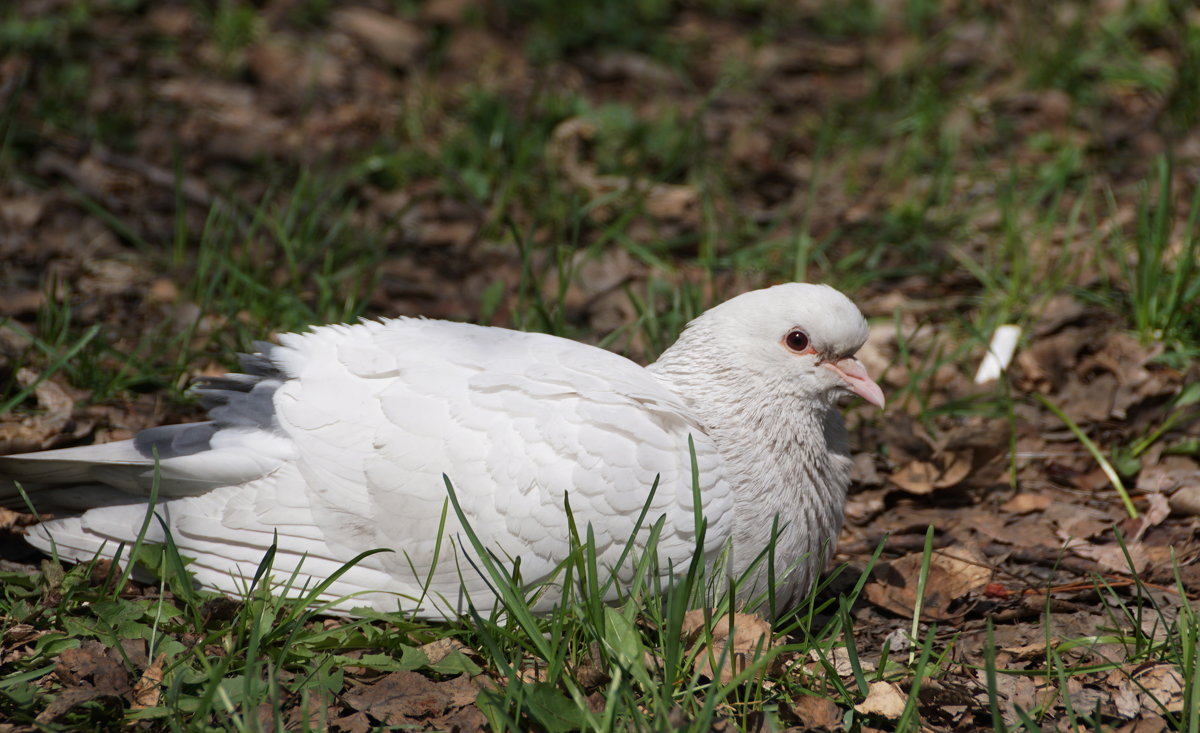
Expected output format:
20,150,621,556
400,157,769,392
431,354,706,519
1120,157,1200,356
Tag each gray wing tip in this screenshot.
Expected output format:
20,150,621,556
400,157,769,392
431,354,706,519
189,342,284,433
238,341,281,377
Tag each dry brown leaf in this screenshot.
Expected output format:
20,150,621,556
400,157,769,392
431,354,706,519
421,0,472,24
865,544,992,619
331,8,424,69
1144,492,1171,526
681,610,777,684
342,671,484,729
38,641,132,723
1,624,47,666
889,450,972,494
419,637,473,667
889,461,939,495
853,680,907,719
1132,663,1186,714
787,694,843,728
146,5,193,35
1137,456,1200,493
644,185,698,220
1000,640,1052,661
1111,676,1142,718
973,667,1043,727
1114,713,1171,733
330,710,372,733
131,653,166,709
808,645,876,677
1000,493,1052,514
0,506,41,530
851,451,884,487
0,290,44,317
154,78,287,160
844,493,884,524
1052,505,1113,539
0,369,90,454
1168,485,1200,516
0,194,48,228
246,38,344,97
1060,534,1150,574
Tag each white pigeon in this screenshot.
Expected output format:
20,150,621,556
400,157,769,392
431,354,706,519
0,283,882,617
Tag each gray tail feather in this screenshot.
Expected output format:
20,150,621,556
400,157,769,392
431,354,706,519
1,343,285,506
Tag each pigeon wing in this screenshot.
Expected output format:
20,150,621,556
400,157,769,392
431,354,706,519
246,318,733,614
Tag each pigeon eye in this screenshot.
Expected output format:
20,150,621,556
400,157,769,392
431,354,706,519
784,330,810,353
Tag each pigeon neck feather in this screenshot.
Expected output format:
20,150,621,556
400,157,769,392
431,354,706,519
647,319,852,606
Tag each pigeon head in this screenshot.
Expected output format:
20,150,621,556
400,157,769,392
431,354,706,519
685,283,884,409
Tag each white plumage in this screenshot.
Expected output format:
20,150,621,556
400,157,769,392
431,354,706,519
0,283,882,618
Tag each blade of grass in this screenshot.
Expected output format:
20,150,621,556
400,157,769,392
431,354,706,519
909,525,935,666
1035,392,1138,518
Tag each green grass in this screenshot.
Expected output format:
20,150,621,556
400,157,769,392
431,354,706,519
1121,157,1200,353
5,482,1191,730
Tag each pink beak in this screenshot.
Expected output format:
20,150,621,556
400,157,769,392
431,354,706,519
823,357,885,408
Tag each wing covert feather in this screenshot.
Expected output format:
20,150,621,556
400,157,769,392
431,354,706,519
270,318,733,610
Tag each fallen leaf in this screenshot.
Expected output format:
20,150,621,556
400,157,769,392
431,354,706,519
1059,531,1150,574
786,694,843,728
1136,456,1200,494
246,36,343,97
0,369,89,454
1108,672,1142,719
0,506,42,530
0,289,44,316
974,667,1041,727
1000,640,1053,660
0,194,48,228
38,641,132,723
809,645,876,677
418,637,470,667
332,7,424,69
1000,493,1052,514
1114,714,1170,733
681,610,777,684
1168,485,1200,516
916,678,979,724
1117,493,1170,541
1132,663,1185,714
342,670,484,729
78,258,147,297
330,710,372,733
889,450,972,494
131,653,166,709
1,623,47,666
851,451,884,487
1032,294,1092,337
421,0,472,24
865,544,993,619
854,680,907,719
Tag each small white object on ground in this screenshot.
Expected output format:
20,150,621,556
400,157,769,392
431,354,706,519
974,324,1022,384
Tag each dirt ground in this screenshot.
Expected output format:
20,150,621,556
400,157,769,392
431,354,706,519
1,0,1198,730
